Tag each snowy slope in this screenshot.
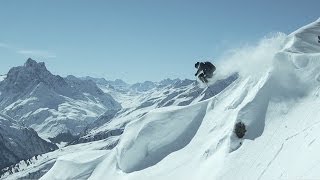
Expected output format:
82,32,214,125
0,59,121,138
0,113,57,171
0,137,118,180
40,18,320,180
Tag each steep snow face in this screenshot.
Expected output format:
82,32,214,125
283,18,320,54
41,18,320,180
0,59,121,138
0,114,57,170
117,101,209,173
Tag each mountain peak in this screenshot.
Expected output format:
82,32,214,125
25,58,37,67
1,58,57,94
24,58,47,70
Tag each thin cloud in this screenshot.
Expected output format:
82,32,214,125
0,42,10,48
0,41,56,59
17,49,56,59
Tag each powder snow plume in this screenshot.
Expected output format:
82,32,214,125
214,32,287,81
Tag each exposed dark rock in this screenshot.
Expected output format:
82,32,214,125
234,121,246,138
48,131,80,144
69,128,124,145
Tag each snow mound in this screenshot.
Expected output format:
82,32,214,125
233,19,320,142
283,18,320,53
40,150,107,180
117,100,209,172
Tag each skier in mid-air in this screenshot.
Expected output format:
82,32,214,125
194,61,216,83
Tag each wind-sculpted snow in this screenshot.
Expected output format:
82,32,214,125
210,20,318,144
234,73,272,140
283,18,320,54
41,150,107,180
117,101,209,172
232,20,320,142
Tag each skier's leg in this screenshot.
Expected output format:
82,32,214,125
202,73,209,83
199,73,206,83
203,77,208,83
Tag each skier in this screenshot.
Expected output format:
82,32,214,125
194,61,216,83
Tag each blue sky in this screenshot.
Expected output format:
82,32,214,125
0,0,319,83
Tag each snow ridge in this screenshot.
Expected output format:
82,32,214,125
117,101,209,173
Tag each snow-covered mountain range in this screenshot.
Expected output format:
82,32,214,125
2,18,320,180
0,59,121,139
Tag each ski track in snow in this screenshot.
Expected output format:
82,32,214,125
257,143,284,180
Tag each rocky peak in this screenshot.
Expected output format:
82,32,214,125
24,58,47,72
1,58,64,94
6,58,50,83
25,58,37,67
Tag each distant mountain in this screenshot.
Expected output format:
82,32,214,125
157,78,180,88
107,79,130,89
130,81,157,92
0,113,57,170
81,76,109,85
81,77,130,90
0,58,121,138
82,76,190,93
